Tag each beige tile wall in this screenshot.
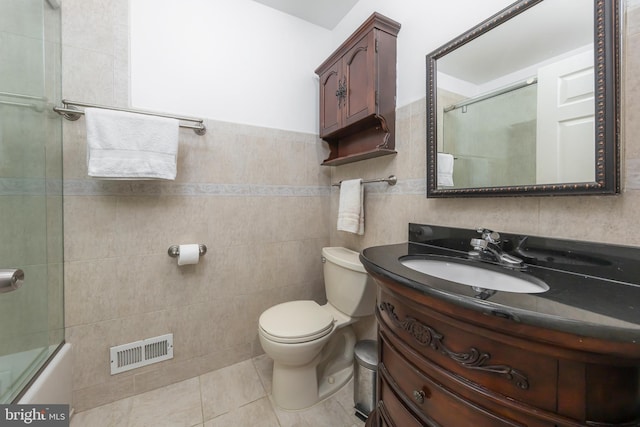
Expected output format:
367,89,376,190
60,0,331,412
331,1,640,251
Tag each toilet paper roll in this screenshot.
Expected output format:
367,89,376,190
177,244,200,266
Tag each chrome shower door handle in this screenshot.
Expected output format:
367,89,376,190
0,269,25,294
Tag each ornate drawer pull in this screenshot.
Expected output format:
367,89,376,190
413,389,426,404
380,302,530,390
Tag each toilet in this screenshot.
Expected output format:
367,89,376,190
258,247,376,410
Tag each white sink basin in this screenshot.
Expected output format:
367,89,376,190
400,258,549,294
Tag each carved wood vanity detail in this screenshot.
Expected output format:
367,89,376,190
379,302,530,391
364,268,640,427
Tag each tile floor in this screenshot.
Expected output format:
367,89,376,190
70,354,365,427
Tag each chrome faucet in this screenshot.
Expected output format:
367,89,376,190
469,228,524,268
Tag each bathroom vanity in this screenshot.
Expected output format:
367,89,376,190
361,224,640,426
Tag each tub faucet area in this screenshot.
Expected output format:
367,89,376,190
469,228,524,268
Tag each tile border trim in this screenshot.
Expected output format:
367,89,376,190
1,178,427,197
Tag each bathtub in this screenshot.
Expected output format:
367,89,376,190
16,343,72,408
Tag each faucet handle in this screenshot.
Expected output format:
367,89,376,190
470,238,487,250
476,228,501,244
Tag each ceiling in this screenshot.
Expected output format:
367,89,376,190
251,0,360,29
438,0,592,86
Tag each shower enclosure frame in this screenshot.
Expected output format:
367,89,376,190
0,0,65,404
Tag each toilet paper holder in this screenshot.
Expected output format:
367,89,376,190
167,244,207,258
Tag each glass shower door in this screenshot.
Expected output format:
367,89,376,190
0,0,64,403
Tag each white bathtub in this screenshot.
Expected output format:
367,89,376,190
17,343,72,407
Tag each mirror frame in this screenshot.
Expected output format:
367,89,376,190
426,0,620,197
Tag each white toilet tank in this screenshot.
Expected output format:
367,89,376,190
322,247,376,318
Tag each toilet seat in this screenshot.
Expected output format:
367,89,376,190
259,301,334,344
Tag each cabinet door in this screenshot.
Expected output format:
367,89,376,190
344,31,376,126
318,61,341,137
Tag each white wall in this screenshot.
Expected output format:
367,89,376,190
130,0,332,133
131,0,518,133
331,0,515,108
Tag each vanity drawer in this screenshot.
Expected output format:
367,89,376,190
377,290,558,411
379,376,425,427
380,337,528,427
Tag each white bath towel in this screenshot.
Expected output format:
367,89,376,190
337,179,364,235
85,108,179,180
437,153,455,187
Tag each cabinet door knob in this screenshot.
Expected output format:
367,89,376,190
413,389,426,404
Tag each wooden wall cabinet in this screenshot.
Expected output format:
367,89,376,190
315,13,400,166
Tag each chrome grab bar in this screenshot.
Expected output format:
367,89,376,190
0,269,25,294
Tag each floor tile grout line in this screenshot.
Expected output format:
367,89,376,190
251,355,271,395
250,356,284,427
197,375,205,427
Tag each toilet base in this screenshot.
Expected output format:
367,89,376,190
318,365,353,402
271,326,357,411
272,360,353,411
272,357,318,410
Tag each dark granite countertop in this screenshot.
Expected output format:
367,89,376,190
360,224,640,344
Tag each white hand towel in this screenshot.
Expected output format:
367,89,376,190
337,179,364,235
85,108,179,180
437,153,455,187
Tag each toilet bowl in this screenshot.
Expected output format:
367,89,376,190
258,247,376,410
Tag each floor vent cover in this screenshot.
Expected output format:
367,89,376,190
110,333,173,375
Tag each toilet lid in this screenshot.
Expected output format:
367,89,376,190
259,301,334,343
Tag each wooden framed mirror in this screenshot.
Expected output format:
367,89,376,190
426,0,620,197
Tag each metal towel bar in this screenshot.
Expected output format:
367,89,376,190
53,99,206,135
332,175,397,187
